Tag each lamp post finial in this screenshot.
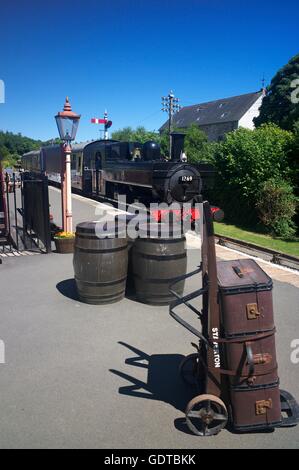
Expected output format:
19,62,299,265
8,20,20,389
63,96,72,112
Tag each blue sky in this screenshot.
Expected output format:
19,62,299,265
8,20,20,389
0,0,298,141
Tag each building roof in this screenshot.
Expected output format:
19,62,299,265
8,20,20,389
159,91,263,131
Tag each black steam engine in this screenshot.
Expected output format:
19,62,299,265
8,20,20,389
22,133,214,209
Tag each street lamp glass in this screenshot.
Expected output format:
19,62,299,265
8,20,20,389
55,115,80,141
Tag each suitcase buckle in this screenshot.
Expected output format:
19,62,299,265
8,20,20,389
255,399,273,415
246,303,260,320
253,353,272,365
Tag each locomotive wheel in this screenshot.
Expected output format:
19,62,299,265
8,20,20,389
185,394,228,436
179,353,203,387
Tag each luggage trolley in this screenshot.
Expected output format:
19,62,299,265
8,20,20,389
169,200,299,436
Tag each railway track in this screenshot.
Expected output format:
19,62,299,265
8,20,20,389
215,234,299,271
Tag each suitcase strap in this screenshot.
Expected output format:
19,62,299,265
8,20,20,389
211,329,276,377
217,364,278,377
212,329,276,344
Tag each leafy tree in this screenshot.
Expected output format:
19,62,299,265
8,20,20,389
0,130,60,168
0,145,12,168
111,126,159,144
184,124,216,163
254,53,299,130
111,126,135,142
159,131,169,157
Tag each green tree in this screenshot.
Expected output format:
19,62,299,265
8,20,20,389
0,130,60,168
159,131,169,157
183,124,217,163
133,126,159,143
111,126,159,144
254,53,299,130
111,126,135,141
0,145,12,168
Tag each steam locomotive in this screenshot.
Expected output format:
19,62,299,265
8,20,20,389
22,136,214,210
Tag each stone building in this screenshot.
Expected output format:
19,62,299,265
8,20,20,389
159,91,264,141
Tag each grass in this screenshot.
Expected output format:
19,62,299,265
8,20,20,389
214,222,299,258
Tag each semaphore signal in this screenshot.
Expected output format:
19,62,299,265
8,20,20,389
91,110,112,140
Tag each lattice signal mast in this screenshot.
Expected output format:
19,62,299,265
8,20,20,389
161,91,181,158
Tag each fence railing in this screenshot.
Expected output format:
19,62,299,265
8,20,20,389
21,172,51,253
0,170,51,254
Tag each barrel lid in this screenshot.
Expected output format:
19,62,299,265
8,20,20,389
76,220,126,237
137,222,185,239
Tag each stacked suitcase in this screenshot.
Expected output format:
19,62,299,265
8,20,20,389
217,258,282,431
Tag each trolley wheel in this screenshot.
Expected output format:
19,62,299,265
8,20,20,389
179,353,203,387
185,394,228,436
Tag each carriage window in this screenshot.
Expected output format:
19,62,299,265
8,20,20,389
110,144,120,159
77,155,82,172
95,152,102,169
71,154,76,170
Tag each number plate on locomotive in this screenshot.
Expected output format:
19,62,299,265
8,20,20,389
179,175,193,183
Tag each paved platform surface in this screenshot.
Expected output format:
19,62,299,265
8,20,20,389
0,188,298,449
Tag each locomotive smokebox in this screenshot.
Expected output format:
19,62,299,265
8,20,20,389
166,163,202,203
170,132,186,161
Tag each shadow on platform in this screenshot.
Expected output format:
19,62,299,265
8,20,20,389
110,341,195,415
56,278,79,301
109,342,277,436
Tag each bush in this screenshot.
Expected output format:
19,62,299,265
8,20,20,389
256,179,297,238
209,124,295,227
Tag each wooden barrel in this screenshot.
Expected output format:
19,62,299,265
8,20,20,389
73,221,128,304
115,213,151,297
132,223,187,305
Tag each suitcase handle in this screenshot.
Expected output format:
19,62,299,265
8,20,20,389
232,265,244,278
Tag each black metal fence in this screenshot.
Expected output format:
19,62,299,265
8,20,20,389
22,172,51,253
0,171,51,254
0,171,19,252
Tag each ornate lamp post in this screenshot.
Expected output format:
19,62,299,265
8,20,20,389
55,97,80,233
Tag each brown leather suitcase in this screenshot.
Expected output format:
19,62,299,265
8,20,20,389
217,259,282,431
217,259,275,336
225,330,278,387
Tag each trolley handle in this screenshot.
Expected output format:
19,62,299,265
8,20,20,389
169,308,210,347
169,264,210,345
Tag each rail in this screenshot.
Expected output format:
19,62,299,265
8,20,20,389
215,234,299,271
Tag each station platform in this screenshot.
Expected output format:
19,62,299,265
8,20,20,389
0,187,298,449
